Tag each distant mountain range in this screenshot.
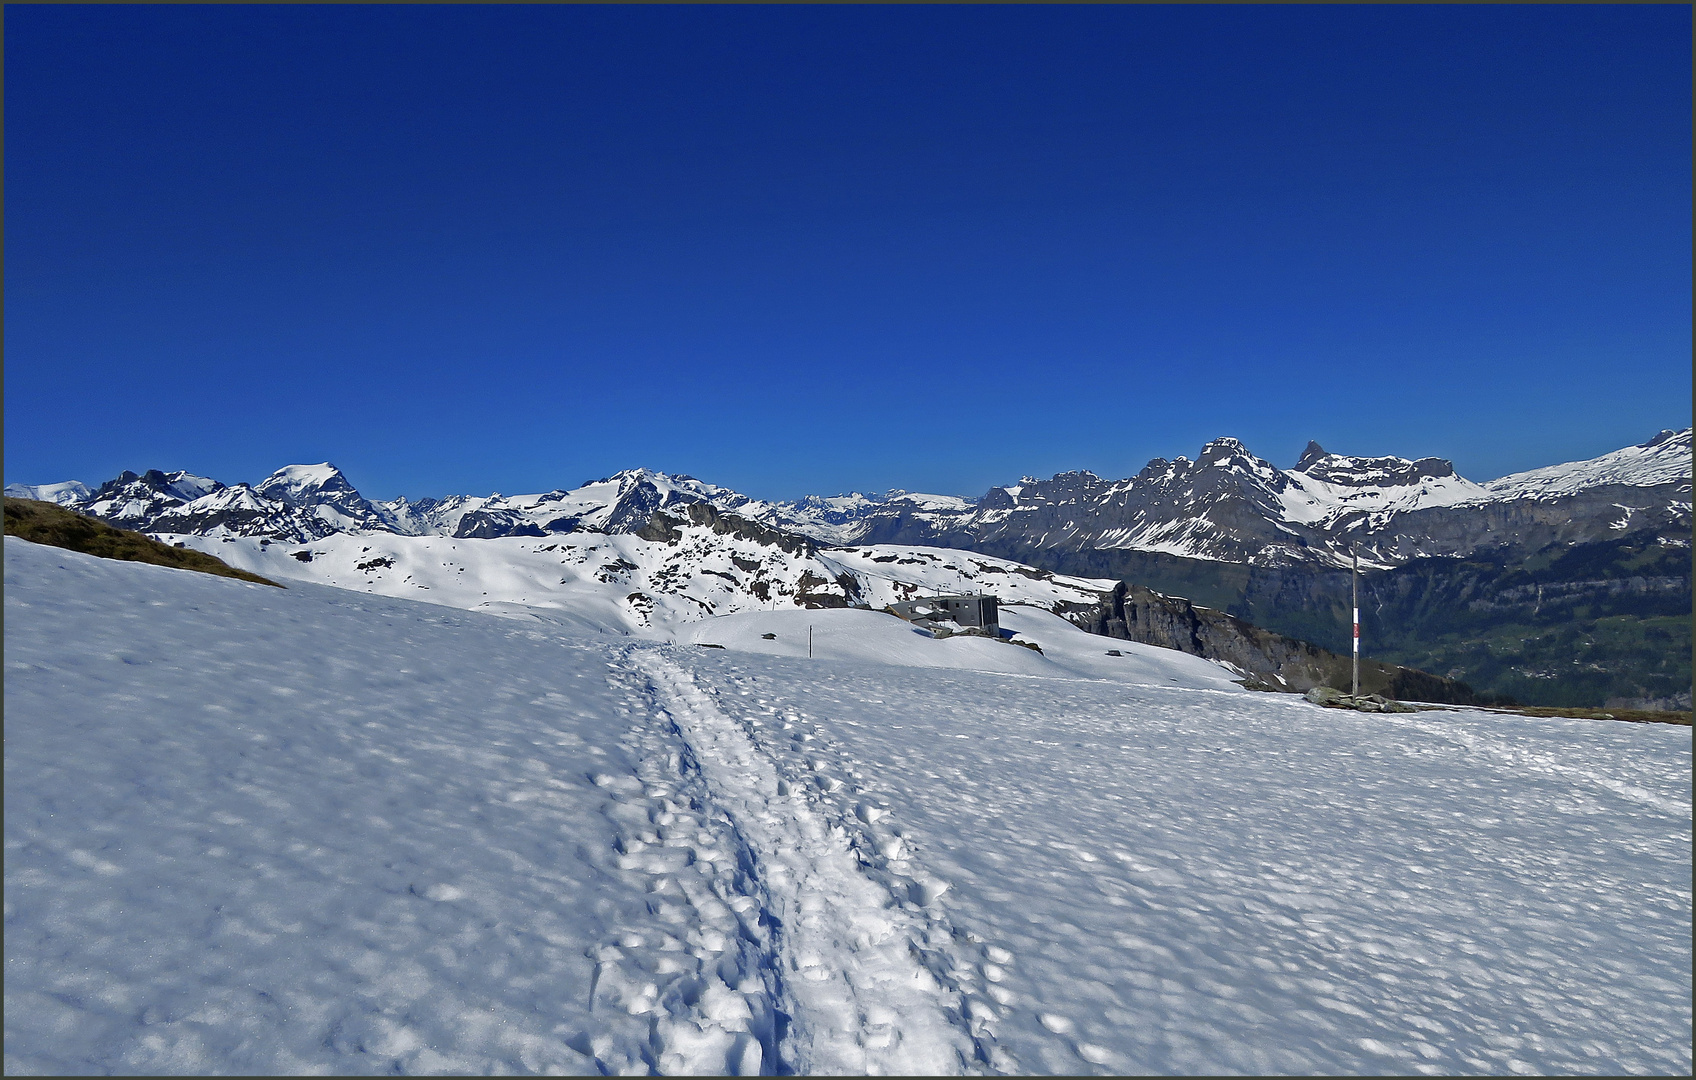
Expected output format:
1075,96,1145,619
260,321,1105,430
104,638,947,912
19,429,1687,564
10,462,968,549
11,428,1689,708
813,428,1693,568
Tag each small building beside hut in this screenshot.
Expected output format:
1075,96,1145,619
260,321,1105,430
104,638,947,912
888,594,1001,637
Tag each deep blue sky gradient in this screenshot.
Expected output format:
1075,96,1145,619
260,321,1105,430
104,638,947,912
6,6,1690,501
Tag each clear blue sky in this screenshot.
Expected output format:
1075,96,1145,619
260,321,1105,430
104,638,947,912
6,6,1690,502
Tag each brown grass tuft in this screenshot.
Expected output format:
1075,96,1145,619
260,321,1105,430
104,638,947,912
1470,703,1691,727
3,497,283,588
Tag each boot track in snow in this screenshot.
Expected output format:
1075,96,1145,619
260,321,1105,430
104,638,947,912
592,647,980,1075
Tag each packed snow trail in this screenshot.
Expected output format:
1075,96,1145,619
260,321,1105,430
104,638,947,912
622,650,975,1075
571,670,780,1076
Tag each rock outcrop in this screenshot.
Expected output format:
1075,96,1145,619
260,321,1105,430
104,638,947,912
1302,686,1418,713
1065,581,1488,705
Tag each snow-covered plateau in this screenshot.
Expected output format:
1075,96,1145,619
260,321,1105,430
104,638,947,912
154,526,1116,640
5,535,1691,1075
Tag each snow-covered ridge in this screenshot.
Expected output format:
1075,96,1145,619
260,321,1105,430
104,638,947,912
167,524,1114,640
13,427,1691,570
4,479,95,505
730,489,977,545
378,468,741,539
1484,428,1694,500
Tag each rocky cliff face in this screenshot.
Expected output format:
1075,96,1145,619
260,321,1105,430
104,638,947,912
1062,582,1491,704
1014,527,1691,710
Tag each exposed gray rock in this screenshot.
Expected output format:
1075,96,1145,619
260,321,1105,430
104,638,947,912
1303,687,1418,713
1065,581,1484,705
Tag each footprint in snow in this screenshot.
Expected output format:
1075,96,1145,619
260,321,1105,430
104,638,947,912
420,883,464,902
1039,1012,1075,1034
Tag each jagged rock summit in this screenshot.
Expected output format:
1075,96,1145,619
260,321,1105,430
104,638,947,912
12,428,1689,569
847,429,1690,569
1293,441,1458,486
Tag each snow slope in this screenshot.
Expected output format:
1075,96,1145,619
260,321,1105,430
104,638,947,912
159,529,1115,639
1485,427,1695,501
676,606,1245,691
5,537,1692,1075
1275,467,1491,526
4,480,95,505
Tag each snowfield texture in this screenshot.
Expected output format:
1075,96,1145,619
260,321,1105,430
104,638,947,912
5,536,1692,1075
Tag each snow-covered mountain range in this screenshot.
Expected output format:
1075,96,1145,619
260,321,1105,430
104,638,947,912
7,462,965,550
841,428,1693,569
12,429,1688,569
5,465,1116,639
9,429,1687,707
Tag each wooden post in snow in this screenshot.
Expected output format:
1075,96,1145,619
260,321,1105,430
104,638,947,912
1351,547,1360,698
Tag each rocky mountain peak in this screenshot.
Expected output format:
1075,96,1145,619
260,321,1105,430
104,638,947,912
254,463,359,507
88,468,224,508
1294,441,1329,472
599,467,701,490
1294,448,1457,488
1198,437,1251,465
94,469,166,500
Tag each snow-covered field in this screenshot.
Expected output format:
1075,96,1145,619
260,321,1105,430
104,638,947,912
5,536,1691,1075
160,529,1116,638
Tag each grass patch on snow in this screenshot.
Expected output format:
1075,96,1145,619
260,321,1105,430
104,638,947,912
1476,704,1692,727
3,497,282,587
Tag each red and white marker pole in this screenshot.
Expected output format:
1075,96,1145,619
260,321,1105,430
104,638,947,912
1351,547,1360,698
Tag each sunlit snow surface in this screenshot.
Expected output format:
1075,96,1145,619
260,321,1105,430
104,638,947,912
1484,428,1694,501
161,532,1117,639
5,537,1691,1076
3,480,96,505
